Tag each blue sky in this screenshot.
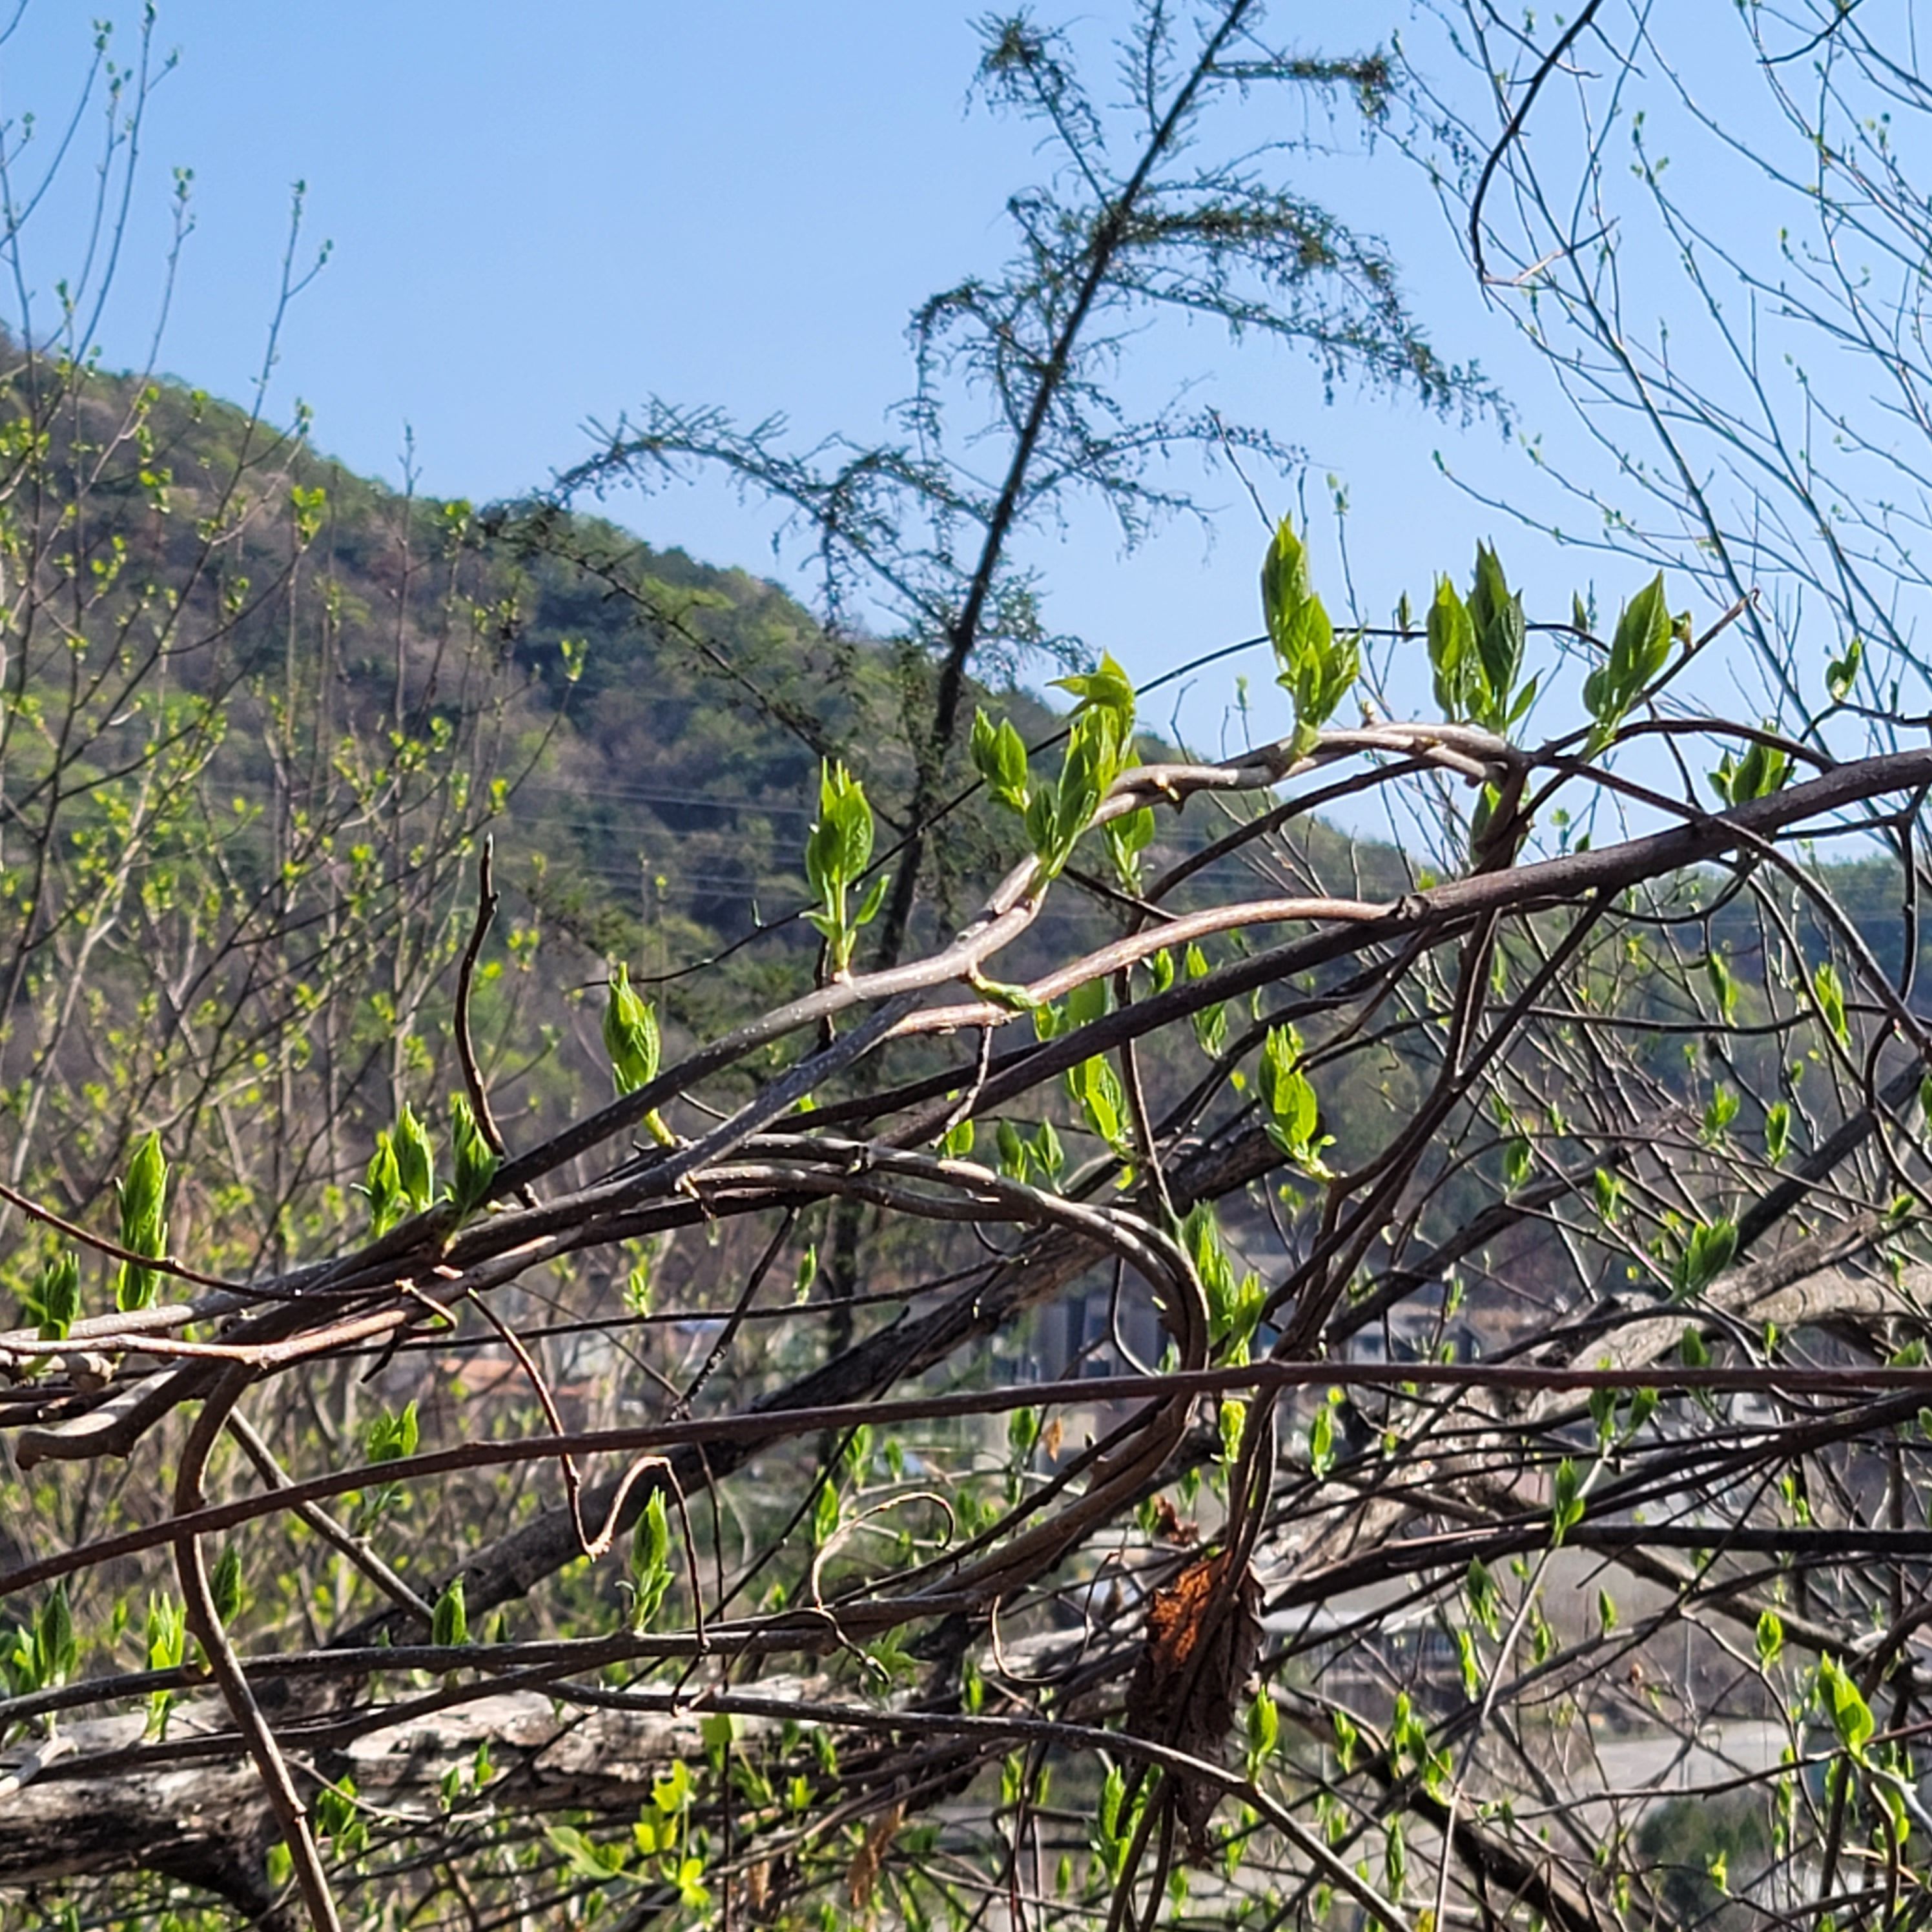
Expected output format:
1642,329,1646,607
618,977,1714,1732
0,6,1547,717
0,2,1813,765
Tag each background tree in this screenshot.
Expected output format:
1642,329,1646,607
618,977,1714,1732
514,2,1495,1330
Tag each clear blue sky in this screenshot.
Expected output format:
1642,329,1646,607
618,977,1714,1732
0,2,1763,752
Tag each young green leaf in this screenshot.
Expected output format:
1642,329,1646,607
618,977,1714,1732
210,1545,245,1627
1702,1085,1741,1143
1551,1458,1586,1545
365,1400,420,1466
1464,1559,1501,1639
143,1592,186,1739
1244,1689,1279,1773
362,1130,403,1238
630,1488,673,1629
1585,571,1673,734
447,1093,499,1217
1813,961,1850,1047
1104,803,1156,892
602,959,661,1095
431,1578,468,1647
804,761,881,973
27,1251,80,1341
1592,1167,1624,1224
114,1131,169,1313
1705,948,1740,1022
1672,1218,1738,1300
1051,651,1136,740
1308,1403,1335,1478
393,1104,435,1217
1711,735,1790,807
1259,1024,1330,1174
970,708,1032,812
1825,635,1863,704
1426,574,1475,719
1818,1653,1875,1757
1263,517,1358,752
1031,1118,1065,1187
34,1584,77,1691
1467,542,1526,724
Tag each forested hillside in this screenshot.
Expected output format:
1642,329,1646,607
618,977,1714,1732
0,356,1045,1274
0,348,1458,1285
0,343,1905,1347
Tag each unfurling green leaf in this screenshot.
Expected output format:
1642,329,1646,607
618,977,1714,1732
1551,1458,1586,1544
1025,668,1136,878
210,1545,245,1626
1051,652,1136,733
1185,941,1227,1056
431,1578,468,1647
1259,1025,1330,1174
362,1131,403,1238
392,1104,435,1217
810,1477,840,1548
1428,548,1532,732
115,1131,169,1313
1264,517,1358,751
1585,571,1673,736
602,960,661,1094
365,1400,419,1466
1308,1403,1335,1479
1825,635,1863,704
1426,575,1475,719
1593,1167,1623,1224
37,1584,77,1690
970,708,1032,812
1065,1051,1130,1160
1711,734,1790,807
1031,1117,1065,1187
630,1489,673,1629
1468,542,1526,721
1610,573,1673,689
3,1584,80,1700
804,761,882,974
1813,961,1850,1047
1104,803,1156,892
548,1823,626,1882
1672,1218,1738,1300
1465,1559,1501,1639
26,1250,80,1341
1503,1135,1532,1189
143,1592,186,1740
447,1093,498,1217
1705,948,1740,1022
1818,1653,1875,1757
1244,1689,1279,1773
1702,1085,1741,1143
